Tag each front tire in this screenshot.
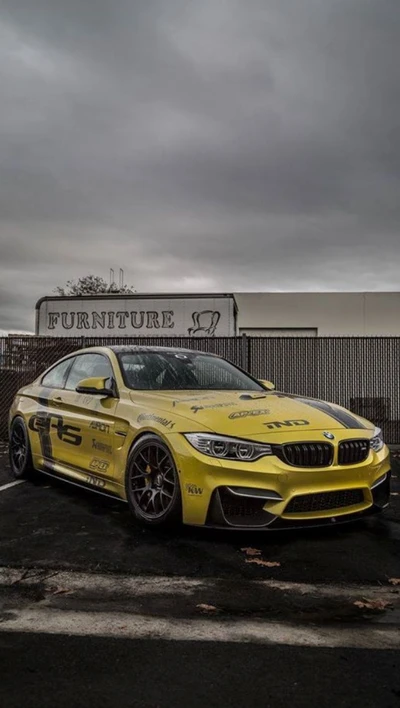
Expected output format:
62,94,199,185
125,434,182,527
9,416,35,479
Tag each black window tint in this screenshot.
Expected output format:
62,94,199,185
65,354,113,391
42,358,74,389
118,352,263,391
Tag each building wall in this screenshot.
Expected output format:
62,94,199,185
234,293,400,336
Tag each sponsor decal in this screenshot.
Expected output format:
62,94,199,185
29,413,82,447
89,421,110,434
264,419,310,429
229,408,270,420
92,439,112,454
191,402,237,414
85,474,106,488
89,459,110,473
137,413,175,430
185,483,203,496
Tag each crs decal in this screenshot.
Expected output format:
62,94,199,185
137,413,175,430
264,419,310,429
89,421,110,434
229,409,270,420
89,458,110,473
185,483,203,496
29,413,82,447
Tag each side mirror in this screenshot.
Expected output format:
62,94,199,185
76,376,116,397
259,379,275,390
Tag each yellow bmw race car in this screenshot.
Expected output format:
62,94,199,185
9,345,391,530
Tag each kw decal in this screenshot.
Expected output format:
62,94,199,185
264,419,310,429
85,474,106,488
92,439,112,454
137,413,175,430
89,421,110,434
191,402,237,414
229,408,270,420
185,483,203,496
29,413,82,450
89,458,110,473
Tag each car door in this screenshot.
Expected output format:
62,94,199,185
55,352,119,480
28,356,77,467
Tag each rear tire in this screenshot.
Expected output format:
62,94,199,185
125,434,182,527
9,416,35,479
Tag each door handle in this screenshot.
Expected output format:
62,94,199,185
53,396,64,403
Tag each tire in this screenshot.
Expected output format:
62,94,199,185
9,416,35,480
125,434,182,527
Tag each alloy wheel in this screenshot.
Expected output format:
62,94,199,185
129,442,177,519
10,421,27,474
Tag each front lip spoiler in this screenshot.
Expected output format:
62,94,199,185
198,504,385,531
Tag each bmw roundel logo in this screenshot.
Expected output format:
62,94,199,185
323,431,335,440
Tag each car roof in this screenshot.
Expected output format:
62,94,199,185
107,345,219,357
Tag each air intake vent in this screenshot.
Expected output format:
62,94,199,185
285,489,365,514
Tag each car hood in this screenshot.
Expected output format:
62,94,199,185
130,390,372,436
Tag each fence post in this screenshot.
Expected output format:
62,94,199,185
241,333,247,371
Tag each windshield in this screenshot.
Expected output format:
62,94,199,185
117,351,264,391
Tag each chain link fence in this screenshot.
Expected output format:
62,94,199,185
1,335,399,442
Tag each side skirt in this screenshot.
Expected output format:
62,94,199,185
38,461,127,503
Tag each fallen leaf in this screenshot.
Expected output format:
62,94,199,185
388,578,400,586
240,547,262,556
390,492,399,496
196,603,219,613
354,599,392,611
51,587,75,596
245,559,281,567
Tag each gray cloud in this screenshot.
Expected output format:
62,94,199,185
0,0,399,331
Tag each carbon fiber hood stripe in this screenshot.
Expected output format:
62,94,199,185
271,394,367,430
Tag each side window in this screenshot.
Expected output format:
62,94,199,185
65,354,113,391
42,358,74,389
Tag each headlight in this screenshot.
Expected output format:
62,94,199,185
184,433,273,461
370,427,384,452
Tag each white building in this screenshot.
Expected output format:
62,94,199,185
235,292,400,336
35,292,400,337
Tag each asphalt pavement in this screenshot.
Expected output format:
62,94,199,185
0,442,399,707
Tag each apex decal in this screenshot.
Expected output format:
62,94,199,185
89,421,110,434
264,419,310,429
229,408,270,420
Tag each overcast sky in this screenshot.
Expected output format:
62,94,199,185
1,0,399,331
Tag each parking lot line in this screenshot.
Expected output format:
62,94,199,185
0,480,25,492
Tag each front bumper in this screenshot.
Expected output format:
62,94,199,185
205,472,391,529
171,434,391,529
